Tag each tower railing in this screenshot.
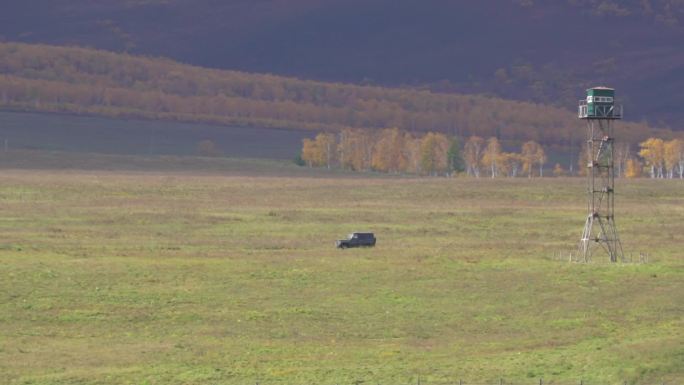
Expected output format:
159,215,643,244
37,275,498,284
578,101,623,119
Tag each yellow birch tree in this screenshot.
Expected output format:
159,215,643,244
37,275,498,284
314,133,337,169
482,137,502,178
521,140,542,178
664,139,683,179
372,128,406,173
675,139,684,179
536,145,547,177
463,136,485,177
639,138,665,178
301,138,319,167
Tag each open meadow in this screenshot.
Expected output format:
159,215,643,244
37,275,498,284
0,112,309,159
0,162,682,385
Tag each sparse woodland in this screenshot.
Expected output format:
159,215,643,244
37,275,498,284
301,128,548,178
300,127,684,179
580,137,684,179
301,128,456,176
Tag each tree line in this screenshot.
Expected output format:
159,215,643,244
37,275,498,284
302,129,684,179
573,137,684,179
301,128,552,178
0,42,680,150
301,128,457,176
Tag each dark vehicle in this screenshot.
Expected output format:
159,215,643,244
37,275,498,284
336,232,376,249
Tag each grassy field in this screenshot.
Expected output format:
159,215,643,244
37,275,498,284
0,164,682,385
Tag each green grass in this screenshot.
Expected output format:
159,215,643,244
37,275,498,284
0,167,682,385
0,149,347,176
0,111,307,160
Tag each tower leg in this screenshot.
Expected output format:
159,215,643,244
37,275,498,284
579,214,593,262
577,119,624,263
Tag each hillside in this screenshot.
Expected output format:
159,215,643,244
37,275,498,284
0,43,678,151
1,1,684,126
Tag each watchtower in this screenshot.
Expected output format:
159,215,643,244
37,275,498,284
577,87,624,262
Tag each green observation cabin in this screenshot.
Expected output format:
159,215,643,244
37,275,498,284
578,87,622,119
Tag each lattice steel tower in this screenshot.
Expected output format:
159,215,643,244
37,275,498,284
577,87,624,262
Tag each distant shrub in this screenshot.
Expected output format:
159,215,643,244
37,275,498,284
292,155,306,167
196,140,221,157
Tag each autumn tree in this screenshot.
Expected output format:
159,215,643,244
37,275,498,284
498,152,522,177
357,130,376,172
625,158,643,178
664,139,684,179
338,129,373,171
639,138,665,178
314,133,337,169
372,128,406,173
404,133,422,174
536,145,547,177
511,153,523,177
301,133,337,167
420,132,449,176
371,130,393,173
301,138,319,167
675,139,684,179
463,136,485,177
521,140,545,178
482,137,502,178
337,129,352,170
